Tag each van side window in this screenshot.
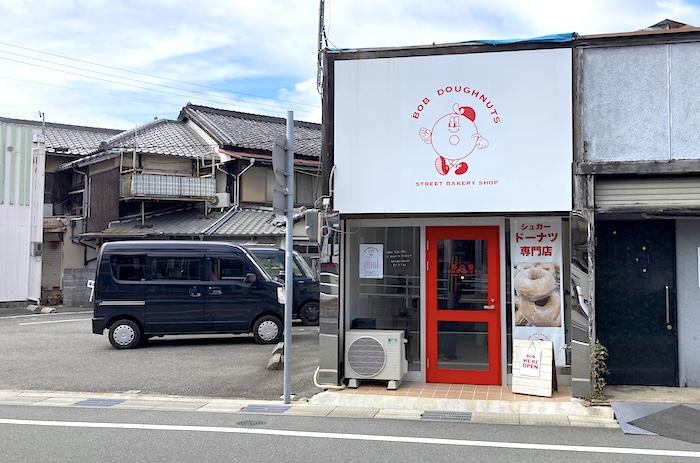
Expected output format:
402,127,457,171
216,256,252,281
110,255,146,281
150,257,202,281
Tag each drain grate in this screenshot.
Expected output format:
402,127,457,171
421,410,473,422
72,399,126,408
239,404,291,414
236,420,266,427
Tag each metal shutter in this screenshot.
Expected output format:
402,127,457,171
41,241,62,289
595,177,700,210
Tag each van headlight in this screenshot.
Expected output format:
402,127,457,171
277,286,286,304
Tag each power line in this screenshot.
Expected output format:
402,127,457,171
0,40,319,109
0,55,318,119
0,48,318,115
0,78,319,126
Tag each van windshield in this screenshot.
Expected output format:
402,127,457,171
250,250,315,280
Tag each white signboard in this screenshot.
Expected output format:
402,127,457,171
334,48,572,214
520,346,542,378
510,217,566,367
359,244,383,278
512,339,554,397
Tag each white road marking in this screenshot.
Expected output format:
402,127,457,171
0,418,698,458
0,311,91,320
18,318,91,326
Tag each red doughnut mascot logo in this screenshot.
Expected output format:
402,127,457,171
418,103,489,175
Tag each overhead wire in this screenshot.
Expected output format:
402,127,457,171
0,55,318,119
0,40,319,109
0,48,317,116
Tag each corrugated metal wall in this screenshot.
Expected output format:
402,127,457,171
0,122,45,302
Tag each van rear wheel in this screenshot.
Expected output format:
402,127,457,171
109,319,141,349
252,315,282,344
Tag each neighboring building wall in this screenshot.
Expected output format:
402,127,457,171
581,36,700,388
62,268,95,308
87,168,120,233
62,218,88,270
583,43,700,161
0,123,45,303
675,219,700,387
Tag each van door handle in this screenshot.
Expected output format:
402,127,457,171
208,286,222,296
190,286,202,298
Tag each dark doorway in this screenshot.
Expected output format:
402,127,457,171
596,219,678,386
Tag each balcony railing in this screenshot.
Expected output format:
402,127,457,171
120,172,216,201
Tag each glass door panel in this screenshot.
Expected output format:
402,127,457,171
427,226,501,385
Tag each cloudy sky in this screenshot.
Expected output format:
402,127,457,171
1,0,698,130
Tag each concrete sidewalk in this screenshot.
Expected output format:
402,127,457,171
0,387,619,427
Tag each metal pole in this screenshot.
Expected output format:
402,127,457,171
283,111,294,404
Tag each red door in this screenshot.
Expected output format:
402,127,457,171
426,226,501,385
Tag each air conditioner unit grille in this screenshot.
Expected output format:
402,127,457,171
347,336,386,377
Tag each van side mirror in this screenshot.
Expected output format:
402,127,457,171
244,273,257,284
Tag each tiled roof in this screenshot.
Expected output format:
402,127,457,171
88,205,304,239
0,117,121,156
99,118,214,157
179,104,321,159
60,118,216,170
95,206,227,238
209,207,286,237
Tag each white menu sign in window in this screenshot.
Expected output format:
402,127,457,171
359,244,383,279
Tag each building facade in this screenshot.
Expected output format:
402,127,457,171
319,35,579,391
576,26,700,388
320,24,700,396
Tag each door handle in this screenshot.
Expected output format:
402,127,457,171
483,305,495,310
208,286,222,296
665,285,672,330
190,286,202,298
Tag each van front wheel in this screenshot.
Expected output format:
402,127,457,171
252,316,282,344
299,301,319,326
109,319,141,349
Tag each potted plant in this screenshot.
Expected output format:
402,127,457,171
587,339,610,402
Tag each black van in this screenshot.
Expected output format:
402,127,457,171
91,240,285,349
245,246,320,326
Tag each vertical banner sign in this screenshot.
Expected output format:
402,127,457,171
510,218,565,366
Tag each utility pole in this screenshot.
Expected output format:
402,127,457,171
317,0,325,94
272,111,295,404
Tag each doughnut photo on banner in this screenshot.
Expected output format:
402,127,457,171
513,262,562,327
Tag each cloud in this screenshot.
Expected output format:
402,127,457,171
1,0,699,129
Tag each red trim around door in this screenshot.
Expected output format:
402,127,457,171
426,226,501,385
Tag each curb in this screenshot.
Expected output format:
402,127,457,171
26,305,57,314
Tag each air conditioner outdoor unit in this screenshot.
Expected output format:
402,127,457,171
209,192,230,208
345,329,408,390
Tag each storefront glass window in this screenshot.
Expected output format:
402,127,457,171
347,226,421,371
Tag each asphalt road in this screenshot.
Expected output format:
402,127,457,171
2,404,700,463
0,307,323,401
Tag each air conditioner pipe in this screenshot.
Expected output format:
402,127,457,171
313,366,347,390
233,157,256,207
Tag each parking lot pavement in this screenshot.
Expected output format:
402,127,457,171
0,306,323,401
0,305,88,317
